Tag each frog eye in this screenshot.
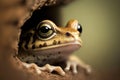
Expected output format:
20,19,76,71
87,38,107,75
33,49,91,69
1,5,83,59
77,24,82,33
37,23,56,40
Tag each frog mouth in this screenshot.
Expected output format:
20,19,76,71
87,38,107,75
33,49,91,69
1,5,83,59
41,40,81,50
30,40,82,55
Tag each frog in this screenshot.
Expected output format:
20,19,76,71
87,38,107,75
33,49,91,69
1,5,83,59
18,19,91,76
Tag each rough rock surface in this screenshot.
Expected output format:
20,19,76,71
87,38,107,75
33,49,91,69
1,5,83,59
0,0,92,80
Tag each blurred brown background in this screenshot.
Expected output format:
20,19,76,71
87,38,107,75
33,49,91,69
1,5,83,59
60,0,120,80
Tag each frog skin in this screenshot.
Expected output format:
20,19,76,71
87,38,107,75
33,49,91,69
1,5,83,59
18,19,91,76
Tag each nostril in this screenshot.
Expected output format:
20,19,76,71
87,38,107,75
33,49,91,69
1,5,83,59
65,32,71,37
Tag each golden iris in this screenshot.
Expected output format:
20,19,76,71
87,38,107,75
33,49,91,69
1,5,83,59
37,24,54,39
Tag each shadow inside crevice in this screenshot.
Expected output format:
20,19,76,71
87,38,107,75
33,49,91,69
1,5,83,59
21,6,62,33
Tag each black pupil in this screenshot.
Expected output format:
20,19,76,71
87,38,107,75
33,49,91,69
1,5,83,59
77,24,82,33
40,26,50,33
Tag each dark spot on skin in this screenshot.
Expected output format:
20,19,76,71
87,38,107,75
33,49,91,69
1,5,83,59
32,44,35,49
58,41,61,44
43,43,47,47
65,32,71,37
39,44,42,48
53,40,57,45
